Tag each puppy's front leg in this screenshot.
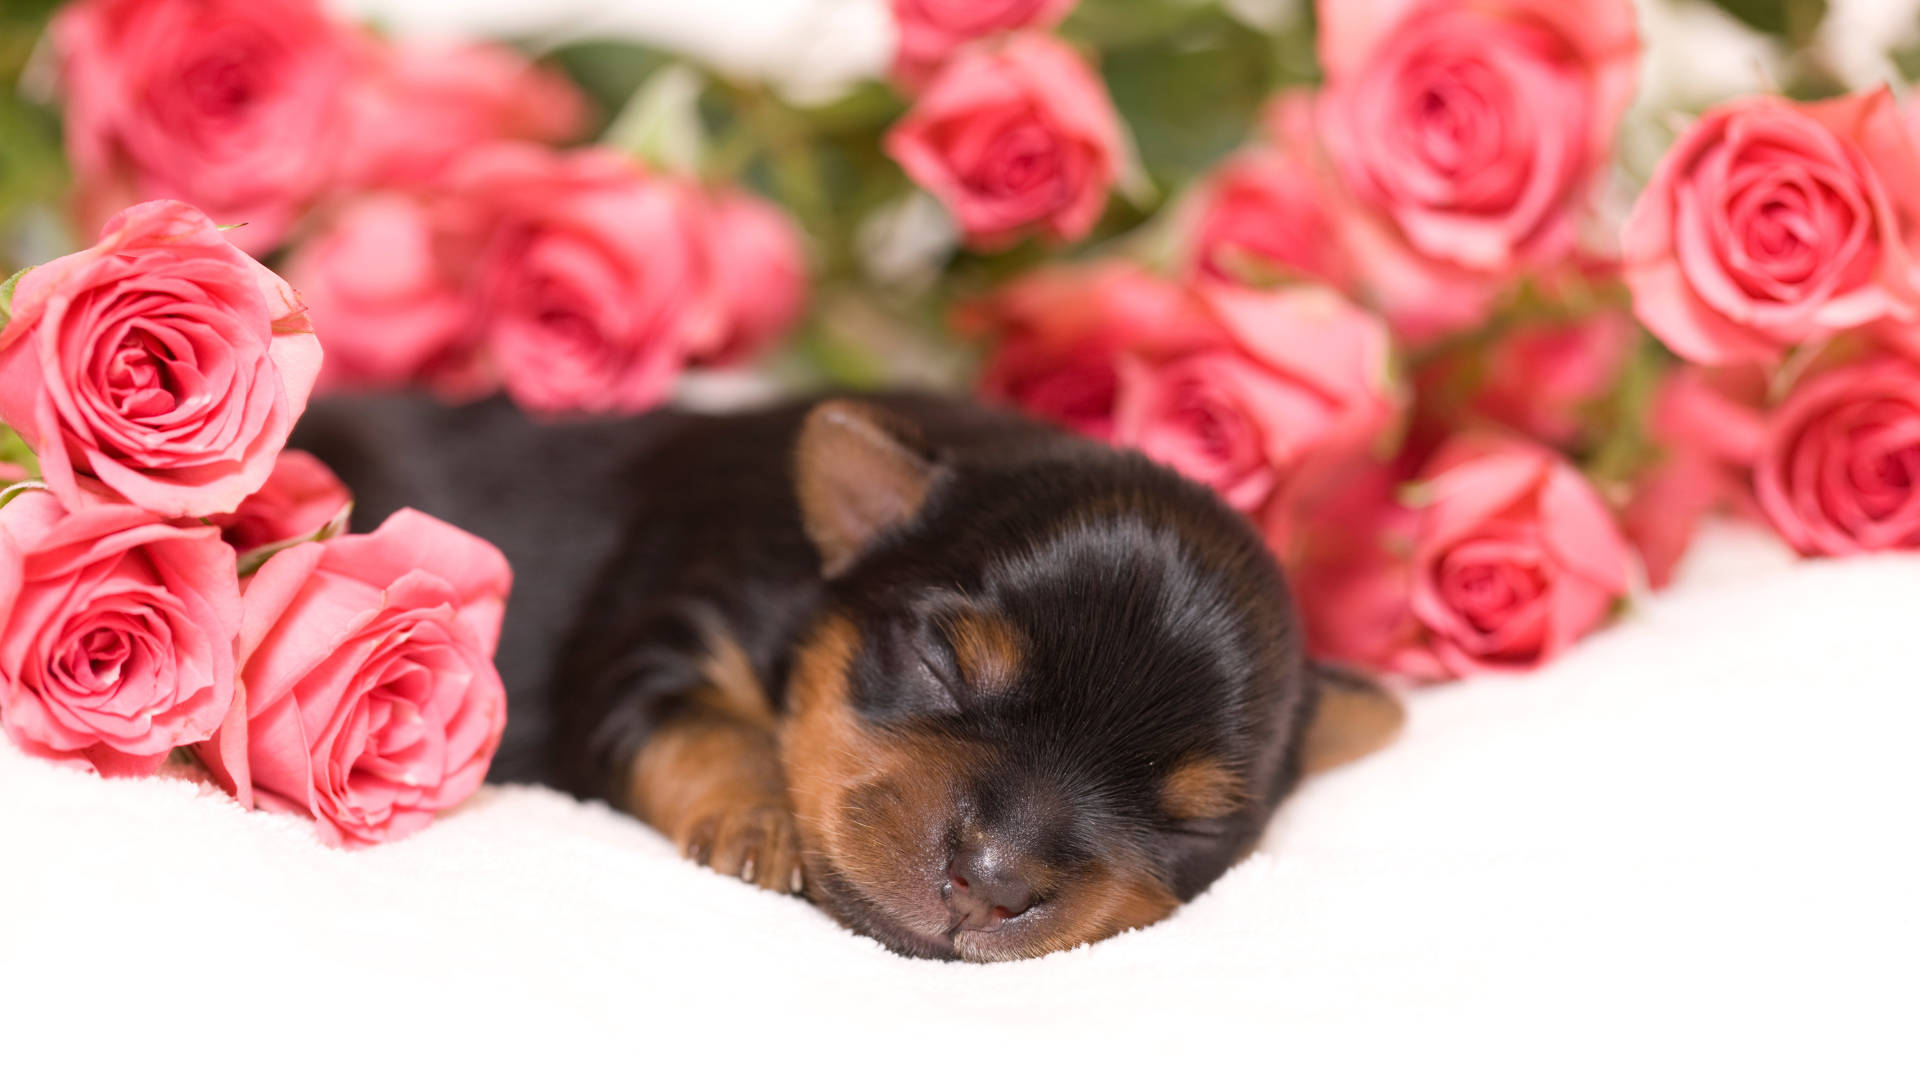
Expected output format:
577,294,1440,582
627,711,805,895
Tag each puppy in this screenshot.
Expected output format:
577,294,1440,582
296,393,1403,961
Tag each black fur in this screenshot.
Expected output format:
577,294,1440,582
297,392,1314,943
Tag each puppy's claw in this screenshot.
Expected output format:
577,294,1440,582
790,866,804,894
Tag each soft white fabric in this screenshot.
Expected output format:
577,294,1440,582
4,525,1916,1076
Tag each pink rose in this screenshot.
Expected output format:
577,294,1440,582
207,450,350,555
53,0,359,253
1315,0,1638,279
0,201,324,518
1182,145,1354,292
1755,356,1920,556
339,39,590,191
1625,90,1920,366
693,190,810,368
1405,437,1632,677
1255,88,1504,343
0,490,240,776
458,145,717,416
890,0,1078,87
970,263,1207,440
195,509,511,847
285,193,484,397
1114,285,1397,516
886,33,1123,249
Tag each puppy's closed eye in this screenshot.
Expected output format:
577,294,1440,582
849,615,965,720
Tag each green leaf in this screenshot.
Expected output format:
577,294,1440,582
0,422,36,476
543,39,673,123
1707,0,1827,43
0,264,26,334
602,62,708,172
234,500,354,578
1100,9,1285,195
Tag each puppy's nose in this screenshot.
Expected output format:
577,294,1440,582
944,840,1036,931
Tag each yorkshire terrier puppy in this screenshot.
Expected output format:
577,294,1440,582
297,393,1403,961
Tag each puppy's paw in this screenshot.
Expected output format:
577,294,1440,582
680,803,805,894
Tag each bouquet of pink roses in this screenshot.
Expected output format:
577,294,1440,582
0,200,512,847
1,0,1918,815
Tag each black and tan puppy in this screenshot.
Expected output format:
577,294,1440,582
296,393,1402,961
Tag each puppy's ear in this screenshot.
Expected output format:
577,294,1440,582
795,400,945,578
1298,663,1405,775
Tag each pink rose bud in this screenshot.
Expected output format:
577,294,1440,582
1625,89,1920,366
1403,436,1634,677
1755,356,1920,556
886,33,1124,250
52,0,361,254
0,201,324,519
339,39,590,191
207,450,351,555
971,262,1206,441
889,0,1079,88
196,510,511,847
1114,285,1398,518
456,145,719,417
693,189,810,368
285,193,485,397
0,490,241,777
1315,0,1638,275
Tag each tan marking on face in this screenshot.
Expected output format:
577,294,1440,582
780,615,976,911
1160,757,1245,821
942,609,1023,697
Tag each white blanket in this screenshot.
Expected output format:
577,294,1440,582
4,525,1915,1076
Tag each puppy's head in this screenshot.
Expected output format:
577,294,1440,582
781,400,1399,962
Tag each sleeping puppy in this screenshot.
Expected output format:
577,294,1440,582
296,393,1403,962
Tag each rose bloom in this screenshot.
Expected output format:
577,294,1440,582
207,450,351,554
886,33,1123,249
0,201,323,518
338,39,590,191
1407,437,1632,676
1756,356,1920,556
0,490,241,777
1294,438,1633,678
454,145,718,416
1115,285,1398,518
970,262,1208,440
53,0,359,254
1314,0,1638,279
1183,144,1355,292
1625,89,1920,366
890,0,1078,87
195,510,511,847
1256,89,1504,343
285,193,485,397
693,189,810,368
